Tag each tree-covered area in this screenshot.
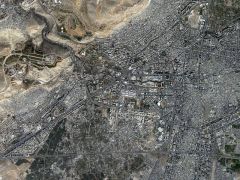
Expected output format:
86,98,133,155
208,0,240,30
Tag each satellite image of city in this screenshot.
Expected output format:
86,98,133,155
0,0,240,179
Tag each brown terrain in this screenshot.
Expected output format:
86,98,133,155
0,159,33,180
52,0,150,38
0,0,150,100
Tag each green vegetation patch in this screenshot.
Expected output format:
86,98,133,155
208,0,240,30
230,159,240,172
130,154,145,171
232,124,240,129
219,158,240,172
225,144,236,154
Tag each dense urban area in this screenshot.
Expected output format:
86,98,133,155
0,0,240,179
